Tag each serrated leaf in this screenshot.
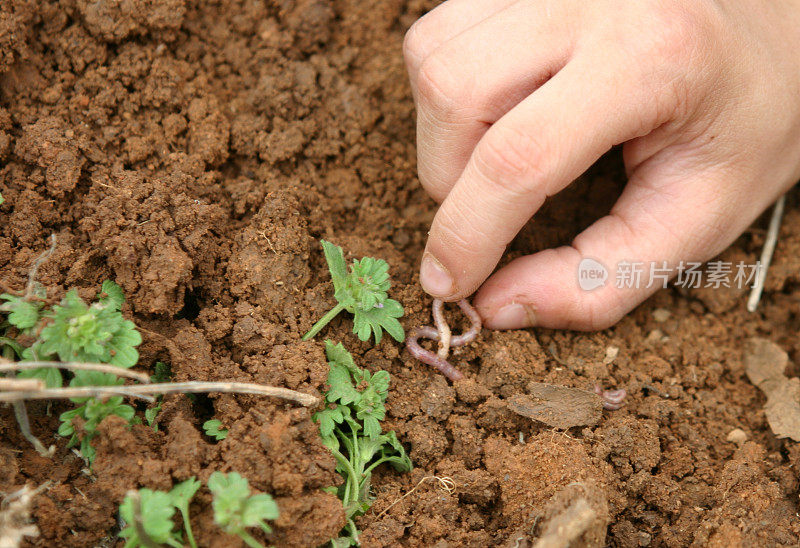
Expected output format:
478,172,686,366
119,489,182,548
242,493,280,527
324,340,359,375
0,295,42,330
362,416,381,439
99,280,125,310
203,419,228,441
321,240,349,294
169,477,201,509
326,364,359,405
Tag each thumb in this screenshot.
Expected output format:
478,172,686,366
473,167,766,330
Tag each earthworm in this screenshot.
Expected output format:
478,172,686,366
406,299,482,382
594,384,627,410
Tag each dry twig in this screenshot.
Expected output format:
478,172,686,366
748,194,785,312
0,381,319,407
0,360,151,383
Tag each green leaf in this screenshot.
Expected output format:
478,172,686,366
326,363,359,405
145,404,161,428
0,294,43,330
324,340,359,376
169,477,201,509
321,240,349,295
150,362,171,383
208,471,279,541
242,493,280,530
99,280,125,311
119,489,182,548
17,366,62,388
203,419,229,441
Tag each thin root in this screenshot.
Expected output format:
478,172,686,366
376,476,455,519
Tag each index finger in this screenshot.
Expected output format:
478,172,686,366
419,58,658,299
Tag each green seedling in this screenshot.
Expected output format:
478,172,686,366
303,240,404,344
203,419,228,440
208,471,280,548
168,477,201,548
119,489,183,548
314,341,412,546
1,280,142,464
144,362,171,431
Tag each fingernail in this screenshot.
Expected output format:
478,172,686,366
420,253,454,297
486,303,536,330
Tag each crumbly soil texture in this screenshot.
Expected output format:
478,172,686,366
2,1,800,547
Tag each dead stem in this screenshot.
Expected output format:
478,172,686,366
747,194,785,312
0,360,152,383
11,401,54,457
25,234,57,299
0,381,319,407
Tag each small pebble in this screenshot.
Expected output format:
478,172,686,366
652,308,671,322
726,428,748,445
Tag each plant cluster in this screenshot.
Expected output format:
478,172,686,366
314,341,412,546
303,240,405,344
1,281,142,464
119,472,278,548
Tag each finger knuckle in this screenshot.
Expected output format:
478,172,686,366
635,3,717,68
416,55,466,114
403,22,426,66
474,126,548,197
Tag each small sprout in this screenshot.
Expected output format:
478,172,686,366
303,240,404,344
119,489,183,548
406,299,482,382
208,471,279,548
203,419,228,440
150,361,171,383
168,477,201,548
314,341,412,545
144,403,162,430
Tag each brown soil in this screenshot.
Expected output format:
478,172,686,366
1,1,800,546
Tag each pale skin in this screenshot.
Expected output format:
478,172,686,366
405,0,800,330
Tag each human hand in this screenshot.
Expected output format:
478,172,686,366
404,0,800,330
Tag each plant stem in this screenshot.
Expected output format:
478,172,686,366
235,528,265,548
178,506,197,548
328,443,360,513
302,303,345,341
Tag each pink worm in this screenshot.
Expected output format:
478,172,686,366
406,299,482,382
594,384,627,410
